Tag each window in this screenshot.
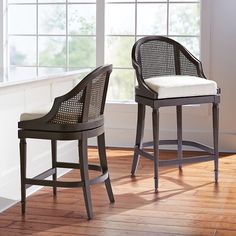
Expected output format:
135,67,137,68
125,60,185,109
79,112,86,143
105,0,200,101
5,0,200,102
7,0,96,81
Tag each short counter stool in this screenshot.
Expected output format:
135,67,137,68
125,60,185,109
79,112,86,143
131,36,220,192
18,65,114,219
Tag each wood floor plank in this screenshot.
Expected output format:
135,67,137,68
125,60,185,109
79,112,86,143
0,148,236,235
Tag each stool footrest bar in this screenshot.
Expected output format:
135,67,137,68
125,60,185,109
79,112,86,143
26,168,56,189
56,162,102,171
141,140,214,154
25,166,108,188
137,148,215,166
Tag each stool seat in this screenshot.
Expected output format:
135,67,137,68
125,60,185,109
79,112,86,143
145,75,217,99
20,103,53,121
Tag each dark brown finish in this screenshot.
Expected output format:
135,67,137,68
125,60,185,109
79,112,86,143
18,65,115,219
131,36,220,190
0,148,236,236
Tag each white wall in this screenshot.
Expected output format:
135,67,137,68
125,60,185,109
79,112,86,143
0,73,83,205
210,0,236,150
103,0,236,152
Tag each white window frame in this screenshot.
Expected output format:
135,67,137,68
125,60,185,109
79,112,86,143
0,0,7,82
0,0,209,94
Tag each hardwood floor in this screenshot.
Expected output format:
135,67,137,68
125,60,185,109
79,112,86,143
1,148,236,235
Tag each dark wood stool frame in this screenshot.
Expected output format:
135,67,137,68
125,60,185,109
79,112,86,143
18,65,115,219
131,36,220,192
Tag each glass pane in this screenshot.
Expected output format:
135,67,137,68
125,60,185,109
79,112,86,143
106,0,135,2
137,4,167,35
171,37,200,58
9,36,36,66
106,4,135,35
38,67,65,76
69,0,96,2
107,69,134,101
169,3,200,35
39,37,66,67
68,5,96,35
38,5,66,35
8,0,36,3
68,69,91,82
69,36,96,67
39,0,65,2
138,0,166,1
8,5,36,34
105,36,134,68
9,67,36,81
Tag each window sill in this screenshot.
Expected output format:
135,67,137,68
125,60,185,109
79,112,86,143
0,69,90,90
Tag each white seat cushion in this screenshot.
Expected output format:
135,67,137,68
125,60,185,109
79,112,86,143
145,75,217,99
20,103,53,121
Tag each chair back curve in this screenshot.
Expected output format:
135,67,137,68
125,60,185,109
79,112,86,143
50,64,112,124
19,64,112,132
132,36,206,97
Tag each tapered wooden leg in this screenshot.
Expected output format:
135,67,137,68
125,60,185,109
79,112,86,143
20,138,26,215
51,140,57,196
78,139,93,219
97,133,115,203
213,103,219,183
152,109,159,192
131,103,146,176
177,105,183,170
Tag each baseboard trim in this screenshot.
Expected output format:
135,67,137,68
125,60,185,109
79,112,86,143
88,127,236,153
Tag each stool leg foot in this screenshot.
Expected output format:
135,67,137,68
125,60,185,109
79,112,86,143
51,140,57,196
213,103,219,183
79,139,93,219
153,109,160,192
105,178,115,203
20,139,26,215
131,104,146,176
98,134,115,203
154,177,158,193
177,105,183,170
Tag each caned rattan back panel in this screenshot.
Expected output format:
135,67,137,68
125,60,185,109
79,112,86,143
50,91,85,124
48,66,111,125
140,40,176,79
88,73,106,121
136,37,201,80
179,51,199,77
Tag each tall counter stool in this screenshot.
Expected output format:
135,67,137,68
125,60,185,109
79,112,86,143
131,36,220,192
18,65,114,219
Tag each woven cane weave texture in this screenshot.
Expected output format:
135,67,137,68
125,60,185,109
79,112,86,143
179,51,199,77
140,40,176,79
88,73,106,121
50,90,84,124
139,39,200,79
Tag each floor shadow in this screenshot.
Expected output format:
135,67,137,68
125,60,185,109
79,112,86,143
0,197,17,213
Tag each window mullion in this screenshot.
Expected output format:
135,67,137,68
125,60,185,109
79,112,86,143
66,0,69,71
96,0,105,67
167,0,169,36
0,1,6,82
36,0,39,77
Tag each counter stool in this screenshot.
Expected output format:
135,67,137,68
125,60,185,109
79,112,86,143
131,36,220,192
18,65,114,219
